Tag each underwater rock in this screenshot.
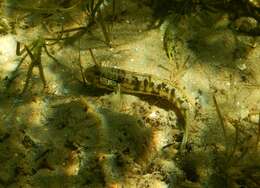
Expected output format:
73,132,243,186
249,0,260,8
233,16,259,34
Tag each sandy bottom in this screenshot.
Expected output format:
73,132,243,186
0,0,260,187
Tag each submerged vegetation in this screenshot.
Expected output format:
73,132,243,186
1,0,260,92
0,0,259,187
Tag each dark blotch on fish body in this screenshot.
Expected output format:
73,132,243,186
132,76,141,90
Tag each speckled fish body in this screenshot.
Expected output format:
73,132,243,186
85,65,191,146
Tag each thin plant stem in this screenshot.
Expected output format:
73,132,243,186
226,124,239,165
89,48,99,67
213,94,228,153
38,58,47,89
6,44,37,89
22,44,46,94
78,39,86,84
43,44,59,64
16,41,21,56
256,112,260,151
34,41,47,89
97,10,111,47
21,61,34,94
